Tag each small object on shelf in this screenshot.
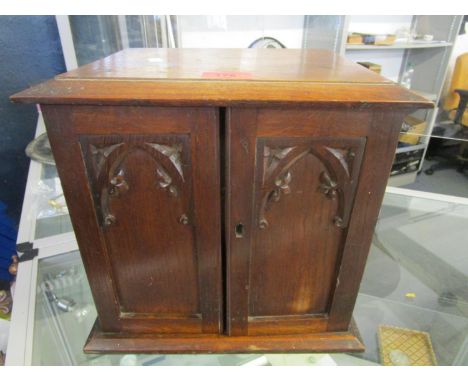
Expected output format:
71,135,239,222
25,133,55,166
42,280,76,313
400,63,414,89
347,33,396,46
357,61,382,74
34,179,68,219
347,33,363,44
47,193,67,213
399,115,427,145
395,26,411,43
423,34,434,42
378,325,437,366
405,292,416,300
374,34,396,46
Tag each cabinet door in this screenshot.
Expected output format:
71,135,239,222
42,105,222,335
226,107,402,336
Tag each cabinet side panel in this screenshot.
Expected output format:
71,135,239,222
41,105,122,331
327,111,406,331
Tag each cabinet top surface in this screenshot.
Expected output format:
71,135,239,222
59,48,388,84
12,48,433,108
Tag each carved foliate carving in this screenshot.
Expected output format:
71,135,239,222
318,171,338,199
145,143,184,180
258,138,364,230
155,166,178,197
324,147,356,178
263,146,296,181
84,137,187,228
259,146,297,229
90,143,124,177
109,169,129,197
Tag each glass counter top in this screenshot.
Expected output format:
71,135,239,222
33,164,72,240
30,191,468,365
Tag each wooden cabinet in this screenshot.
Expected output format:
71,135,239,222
12,48,432,354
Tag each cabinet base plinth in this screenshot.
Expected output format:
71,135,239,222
84,320,364,354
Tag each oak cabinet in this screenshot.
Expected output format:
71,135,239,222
12,48,432,353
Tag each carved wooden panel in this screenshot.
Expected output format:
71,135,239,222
250,137,365,320
80,134,199,317
258,138,364,231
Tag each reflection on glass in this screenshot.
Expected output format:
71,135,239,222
67,15,348,62
355,192,468,365
30,192,468,365
32,252,264,365
34,164,72,239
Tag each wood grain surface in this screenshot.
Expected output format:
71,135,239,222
11,49,432,109
84,318,364,354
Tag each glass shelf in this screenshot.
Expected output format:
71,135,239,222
28,190,468,365
34,164,73,240
355,191,468,365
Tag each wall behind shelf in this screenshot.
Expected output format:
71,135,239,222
178,16,305,48
346,15,413,82
347,15,412,35
345,50,404,82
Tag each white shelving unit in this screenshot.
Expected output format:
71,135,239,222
335,15,464,186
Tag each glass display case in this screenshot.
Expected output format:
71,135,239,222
16,115,74,247
7,174,468,365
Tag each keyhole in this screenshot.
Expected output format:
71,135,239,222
235,223,244,238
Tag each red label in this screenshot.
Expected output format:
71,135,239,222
202,71,252,79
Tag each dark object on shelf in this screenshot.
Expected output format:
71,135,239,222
438,291,458,307
43,280,76,313
425,53,468,175
11,48,432,354
357,61,382,74
25,132,55,166
248,36,286,49
425,89,468,175
390,148,425,176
